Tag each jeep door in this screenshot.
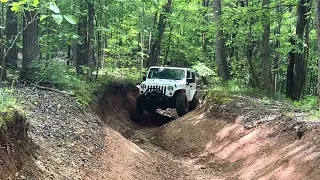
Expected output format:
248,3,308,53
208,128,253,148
186,71,196,101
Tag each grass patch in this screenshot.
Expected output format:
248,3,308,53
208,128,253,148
207,79,320,119
0,89,18,128
0,88,16,112
207,80,288,104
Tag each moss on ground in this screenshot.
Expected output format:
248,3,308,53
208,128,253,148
0,107,25,129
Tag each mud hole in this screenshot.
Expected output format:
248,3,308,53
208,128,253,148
2,84,320,179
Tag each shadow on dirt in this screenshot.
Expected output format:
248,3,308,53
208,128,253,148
130,111,176,127
95,83,177,135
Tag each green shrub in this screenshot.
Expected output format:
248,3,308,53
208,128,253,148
0,88,16,112
292,95,318,111
30,59,143,107
31,59,85,91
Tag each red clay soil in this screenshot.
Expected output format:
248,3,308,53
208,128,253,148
154,107,320,179
4,83,320,179
91,85,320,179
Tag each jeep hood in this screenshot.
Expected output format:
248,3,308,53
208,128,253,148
143,79,184,85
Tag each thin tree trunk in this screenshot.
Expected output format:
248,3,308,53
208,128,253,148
316,0,320,98
213,0,230,81
164,26,173,65
287,39,295,98
302,0,312,96
20,10,40,80
261,0,272,91
87,1,95,81
5,1,18,68
273,6,282,92
96,21,101,80
0,3,5,83
77,2,88,74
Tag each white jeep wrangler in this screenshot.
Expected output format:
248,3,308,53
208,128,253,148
136,66,199,116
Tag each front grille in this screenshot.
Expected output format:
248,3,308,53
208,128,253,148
146,85,167,94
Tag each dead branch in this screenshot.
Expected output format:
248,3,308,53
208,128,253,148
35,85,75,97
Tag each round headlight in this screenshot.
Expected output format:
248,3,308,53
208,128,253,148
167,85,174,91
141,84,147,90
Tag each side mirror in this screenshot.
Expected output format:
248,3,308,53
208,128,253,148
187,78,193,83
143,76,146,81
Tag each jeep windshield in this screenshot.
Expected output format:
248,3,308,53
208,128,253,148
147,68,185,80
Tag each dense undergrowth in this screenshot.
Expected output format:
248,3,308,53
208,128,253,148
31,59,142,107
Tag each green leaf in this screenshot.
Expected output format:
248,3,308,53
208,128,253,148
33,0,39,7
47,2,60,13
0,0,8,3
40,15,48,21
63,15,78,24
52,14,63,24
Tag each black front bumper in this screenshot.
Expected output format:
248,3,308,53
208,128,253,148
137,90,168,111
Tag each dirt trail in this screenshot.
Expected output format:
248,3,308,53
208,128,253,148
95,85,320,180
4,84,320,179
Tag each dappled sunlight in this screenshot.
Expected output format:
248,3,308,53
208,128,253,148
285,145,306,157
192,120,320,180
216,128,261,159
215,123,244,140
129,145,147,155
303,151,320,161
204,141,213,151
197,113,206,120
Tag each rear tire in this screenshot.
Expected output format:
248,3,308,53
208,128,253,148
189,94,199,111
175,91,189,116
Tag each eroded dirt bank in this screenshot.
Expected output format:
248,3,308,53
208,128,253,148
3,83,320,179
96,84,320,180
0,108,38,179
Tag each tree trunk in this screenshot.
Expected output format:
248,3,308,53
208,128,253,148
302,0,311,96
164,26,173,65
87,1,95,81
20,10,40,80
213,0,230,81
77,2,88,74
5,1,18,68
287,39,295,98
0,3,5,83
316,0,320,98
202,0,210,53
287,0,309,100
148,0,172,67
261,0,272,91
273,5,282,92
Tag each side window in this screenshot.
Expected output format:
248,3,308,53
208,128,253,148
187,71,191,79
191,72,196,83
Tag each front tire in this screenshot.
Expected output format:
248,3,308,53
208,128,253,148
146,108,156,113
136,96,144,116
175,91,189,116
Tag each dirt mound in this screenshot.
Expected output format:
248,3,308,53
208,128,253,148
153,96,320,179
0,108,38,179
15,86,106,179
85,127,191,180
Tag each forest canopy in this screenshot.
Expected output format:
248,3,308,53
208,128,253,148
0,0,320,101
